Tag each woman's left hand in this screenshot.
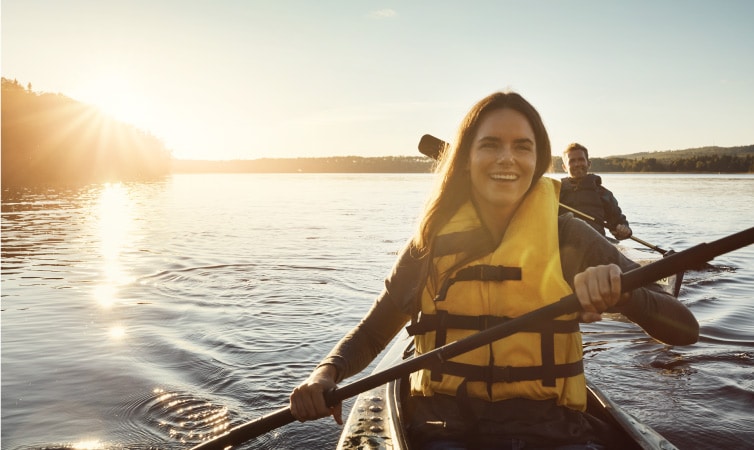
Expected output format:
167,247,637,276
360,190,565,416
573,264,630,323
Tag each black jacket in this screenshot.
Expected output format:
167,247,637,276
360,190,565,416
559,174,628,235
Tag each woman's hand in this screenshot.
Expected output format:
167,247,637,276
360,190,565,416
289,364,343,424
573,264,630,323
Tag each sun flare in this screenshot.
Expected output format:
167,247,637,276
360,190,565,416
75,73,149,126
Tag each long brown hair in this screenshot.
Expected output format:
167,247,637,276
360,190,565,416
412,91,552,255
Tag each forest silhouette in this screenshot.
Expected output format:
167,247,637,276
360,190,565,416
2,78,171,186
3,77,752,187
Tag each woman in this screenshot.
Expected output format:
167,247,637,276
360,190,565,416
289,92,699,449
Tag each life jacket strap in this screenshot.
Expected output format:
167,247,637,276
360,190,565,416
433,264,522,302
432,359,584,385
408,312,581,386
406,313,579,336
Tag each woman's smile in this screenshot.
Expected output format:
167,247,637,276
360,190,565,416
489,172,519,181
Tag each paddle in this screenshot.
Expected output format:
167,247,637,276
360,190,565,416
418,133,450,159
558,203,670,254
188,226,754,450
418,133,693,260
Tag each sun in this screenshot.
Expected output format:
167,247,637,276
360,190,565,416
74,73,149,126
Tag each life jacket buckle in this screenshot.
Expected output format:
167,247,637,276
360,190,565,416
496,365,512,383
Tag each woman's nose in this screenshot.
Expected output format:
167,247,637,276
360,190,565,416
495,146,514,163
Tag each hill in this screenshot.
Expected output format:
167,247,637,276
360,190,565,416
552,144,754,173
2,77,172,186
615,145,754,160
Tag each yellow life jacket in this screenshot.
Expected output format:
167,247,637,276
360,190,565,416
407,177,586,411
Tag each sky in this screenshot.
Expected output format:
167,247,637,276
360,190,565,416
2,0,753,161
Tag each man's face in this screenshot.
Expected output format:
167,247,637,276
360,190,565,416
563,149,590,179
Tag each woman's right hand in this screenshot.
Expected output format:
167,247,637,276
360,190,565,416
289,364,343,424
573,263,629,323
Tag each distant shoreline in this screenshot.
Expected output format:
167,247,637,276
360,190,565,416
170,156,436,174
170,155,754,174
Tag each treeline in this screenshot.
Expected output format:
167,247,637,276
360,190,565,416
586,154,754,173
552,152,754,173
172,156,435,173
616,144,754,160
182,152,754,175
2,78,172,186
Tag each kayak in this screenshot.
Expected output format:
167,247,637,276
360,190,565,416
336,331,678,450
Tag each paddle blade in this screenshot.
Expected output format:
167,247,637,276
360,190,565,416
418,134,447,160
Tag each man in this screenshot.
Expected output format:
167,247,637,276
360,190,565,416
559,142,632,240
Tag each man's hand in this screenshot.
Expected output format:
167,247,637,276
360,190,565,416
611,224,632,240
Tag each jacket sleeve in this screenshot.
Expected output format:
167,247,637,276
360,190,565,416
559,214,699,345
599,186,629,230
317,241,419,383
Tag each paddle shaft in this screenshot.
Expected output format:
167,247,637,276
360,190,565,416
189,226,754,450
189,297,579,450
557,203,669,254
419,133,672,256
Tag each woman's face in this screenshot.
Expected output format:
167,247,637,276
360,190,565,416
468,108,537,221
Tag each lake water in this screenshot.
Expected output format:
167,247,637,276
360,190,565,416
2,173,753,449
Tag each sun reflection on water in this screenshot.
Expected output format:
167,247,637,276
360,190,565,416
93,182,135,308
108,325,126,340
151,388,232,443
94,284,118,309
71,440,105,450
